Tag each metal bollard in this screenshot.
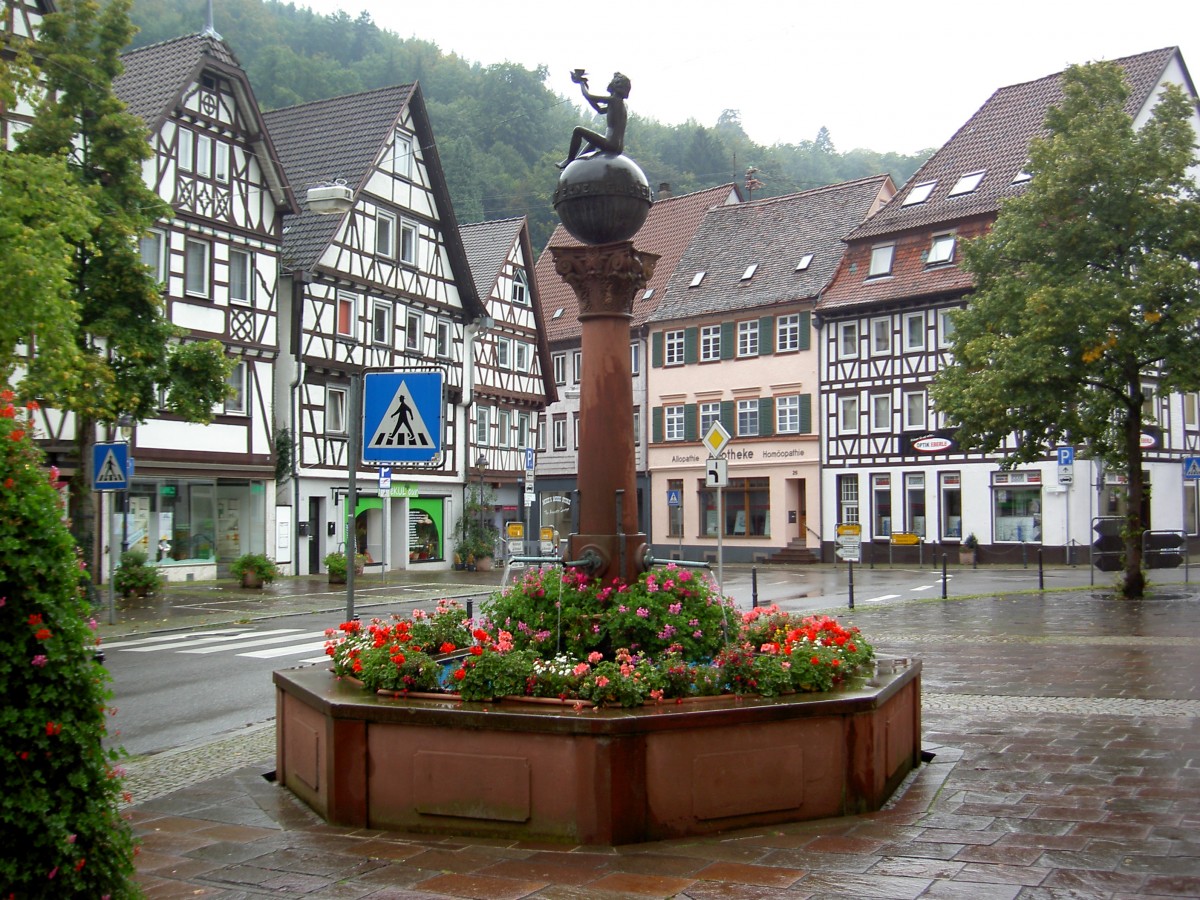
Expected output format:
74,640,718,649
1038,549,1044,590
751,566,759,609
941,553,947,598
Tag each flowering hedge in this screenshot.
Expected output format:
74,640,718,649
326,565,875,708
0,392,139,895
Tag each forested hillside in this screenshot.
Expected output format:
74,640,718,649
128,0,931,249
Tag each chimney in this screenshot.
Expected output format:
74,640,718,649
657,182,672,199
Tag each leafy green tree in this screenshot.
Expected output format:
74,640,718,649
13,0,230,570
931,61,1200,598
0,393,139,896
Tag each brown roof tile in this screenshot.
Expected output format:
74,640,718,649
534,183,741,343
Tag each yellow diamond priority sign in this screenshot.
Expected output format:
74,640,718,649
702,421,731,458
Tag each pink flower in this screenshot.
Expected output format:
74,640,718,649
587,651,603,664
595,675,609,688
31,655,48,668
573,663,590,677
635,607,649,618
668,602,682,615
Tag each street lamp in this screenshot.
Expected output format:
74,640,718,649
117,413,133,554
475,452,488,556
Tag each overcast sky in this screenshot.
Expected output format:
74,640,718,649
297,0,1196,155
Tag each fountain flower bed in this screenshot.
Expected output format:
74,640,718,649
275,565,921,843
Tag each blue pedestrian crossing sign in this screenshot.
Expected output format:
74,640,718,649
666,489,682,507
1184,457,1200,480
362,371,443,464
93,442,129,491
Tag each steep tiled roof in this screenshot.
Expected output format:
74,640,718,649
460,217,524,302
534,183,741,343
263,85,415,271
850,47,1180,241
116,33,240,127
649,176,894,324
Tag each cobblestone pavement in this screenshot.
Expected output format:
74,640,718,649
124,583,1200,899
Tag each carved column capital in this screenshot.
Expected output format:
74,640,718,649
550,242,659,320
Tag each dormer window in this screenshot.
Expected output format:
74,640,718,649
949,170,986,196
740,264,758,281
794,253,814,271
689,271,706,287
868,243,895,278
903,181,936,206
927,233,956,266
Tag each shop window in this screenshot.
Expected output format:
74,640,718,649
838,473,859,525
872,473,891,536
701,477,770,537
905,472,926,537
992,473,1042,542
941,472,962,539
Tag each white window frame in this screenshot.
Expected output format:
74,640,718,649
214,141,229,183
518,412,531,449
700,324,721,362
184,238,210,297
903,312,926,352
514,340,530,373
224,360,247,415
552,352,566,385
497,409,512,448
948,170,986,196
405,311,422,351
511,271,528,305
871,394,891,432
868,244,895,278
630,342,641,376
737,399,759,437
664,405,685,441
436,319,452,358
776,394,800,434
371,300,392,346
839,395,859,434
904,391,927,430
938,309,957,348
393,131,413,178
376,210,397,259
497,337,512,370
664,329,685,366
699,401,721,436
178,128,194,171
140,228,167,283
327,386,347,435
737,320,759,357
552,416,566,451
400,220,418,266
229,248,252,306
928,233,956,266
904,181,936,205
838,321,858,359
572,350,582,383
777,314,800,352
195,133,212,178
870,317,891,355
336,291,357,339
475,406,491,445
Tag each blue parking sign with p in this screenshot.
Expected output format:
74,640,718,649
1056,446,1074,466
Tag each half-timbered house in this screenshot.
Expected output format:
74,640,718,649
0,0,53,146
102,32,295,579
532,184,739,546
264,84,485,574
646,176,894,563
816,47,1200,563
459,217,555,548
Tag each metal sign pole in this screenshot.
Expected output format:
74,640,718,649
717,482,724,594
346,372,362,622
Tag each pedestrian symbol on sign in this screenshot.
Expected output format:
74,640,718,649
368,381,434,450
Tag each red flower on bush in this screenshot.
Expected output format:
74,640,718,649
453,667,467,681
439,641,456,653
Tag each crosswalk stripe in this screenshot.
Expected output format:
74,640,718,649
103,629,251,650
118,629,301,652
865,594,901,603
178,630,328,655
239,640,332,659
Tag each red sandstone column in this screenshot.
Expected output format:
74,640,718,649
551,242,658,583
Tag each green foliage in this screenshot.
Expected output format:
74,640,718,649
127,0,930,249
931,61,1200,598
323,550,365,580
456,482,498,561
0,393,139,896
113,549,162,597
455,648,536,702
230,552,279,584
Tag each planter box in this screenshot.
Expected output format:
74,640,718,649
273,660,922,844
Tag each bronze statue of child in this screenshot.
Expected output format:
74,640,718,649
557,70,630,168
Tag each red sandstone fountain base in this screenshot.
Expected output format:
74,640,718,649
273,662,921,844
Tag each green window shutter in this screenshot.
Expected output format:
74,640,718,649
684,327,698,364
759,397,774,436
684,403,698,441
652,406,663,443
800,394,812,434
720,400,735,432
799,311,811,351
652,331,663,368
720,321,735,360
759,317,774,356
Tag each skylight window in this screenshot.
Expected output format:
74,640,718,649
927,234,956,266
740,264,758,281
903,181,936,206
552,308,564,319
948,170,986,196
1011,168,1032,185
642,288,655,300
794,253,814,271
689,271,706,287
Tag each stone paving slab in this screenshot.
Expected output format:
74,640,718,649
123,588,1200,898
